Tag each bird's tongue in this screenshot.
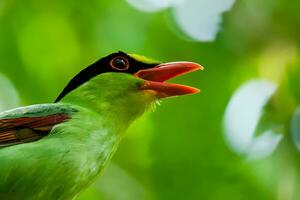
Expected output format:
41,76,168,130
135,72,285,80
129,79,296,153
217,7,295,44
135,62,203,98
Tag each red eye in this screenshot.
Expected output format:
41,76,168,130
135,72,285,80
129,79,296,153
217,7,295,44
110,56,129,71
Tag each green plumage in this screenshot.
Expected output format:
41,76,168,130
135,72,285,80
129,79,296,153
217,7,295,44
0,73,155,199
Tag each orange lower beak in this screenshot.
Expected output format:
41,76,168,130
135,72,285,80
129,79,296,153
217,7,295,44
134,62,204,98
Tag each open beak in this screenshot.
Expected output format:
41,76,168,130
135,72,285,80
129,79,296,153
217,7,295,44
134,62,204,98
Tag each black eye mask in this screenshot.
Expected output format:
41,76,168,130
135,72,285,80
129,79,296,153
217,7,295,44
55,51,159,102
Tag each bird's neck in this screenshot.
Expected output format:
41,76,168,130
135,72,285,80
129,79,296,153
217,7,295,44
60,89,151,133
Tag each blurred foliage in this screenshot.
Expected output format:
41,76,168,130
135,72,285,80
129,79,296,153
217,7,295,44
0,0,300,200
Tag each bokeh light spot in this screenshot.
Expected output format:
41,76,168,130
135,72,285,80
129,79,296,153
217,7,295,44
224,79,282,160
126,0,179,12
126,0,236,41
173,0,235,41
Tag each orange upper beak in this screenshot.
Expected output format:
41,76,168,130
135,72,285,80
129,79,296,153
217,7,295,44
134,62,204,98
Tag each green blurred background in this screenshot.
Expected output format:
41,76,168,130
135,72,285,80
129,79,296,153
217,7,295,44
1,0,300,199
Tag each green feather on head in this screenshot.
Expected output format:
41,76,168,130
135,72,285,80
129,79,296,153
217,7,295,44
128,53,161,65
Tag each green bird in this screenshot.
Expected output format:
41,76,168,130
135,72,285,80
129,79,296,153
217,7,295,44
0,51,203,199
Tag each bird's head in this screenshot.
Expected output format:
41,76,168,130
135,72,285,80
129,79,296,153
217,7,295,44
58,51,203,124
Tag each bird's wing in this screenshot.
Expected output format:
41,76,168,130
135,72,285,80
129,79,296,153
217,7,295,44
0,103,77,147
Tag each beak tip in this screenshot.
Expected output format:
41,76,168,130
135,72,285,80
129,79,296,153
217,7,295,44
195,64,204,71
188,87,201,95
186,62,204,72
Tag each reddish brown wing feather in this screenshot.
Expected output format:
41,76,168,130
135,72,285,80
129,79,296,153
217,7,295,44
0,114,70,147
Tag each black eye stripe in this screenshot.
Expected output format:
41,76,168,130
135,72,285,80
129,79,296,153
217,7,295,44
54,51,160,102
